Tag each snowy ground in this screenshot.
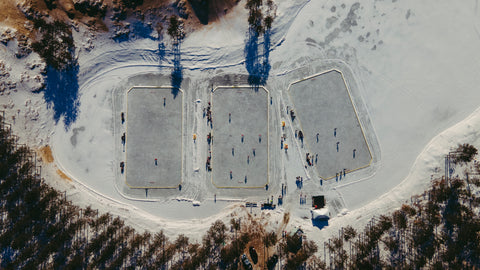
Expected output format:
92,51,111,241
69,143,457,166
2,0,480,247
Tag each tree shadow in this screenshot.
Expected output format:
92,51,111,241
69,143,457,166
244,28,271,90
42,62,80,130
113,20,155,42
171,41,182,98
312,219,329,230
158,42,166,61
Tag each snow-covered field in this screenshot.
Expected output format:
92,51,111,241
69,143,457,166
2,0,480,245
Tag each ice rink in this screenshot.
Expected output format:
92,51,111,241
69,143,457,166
210,87,269,188
288,70,371,179
125,87,183,189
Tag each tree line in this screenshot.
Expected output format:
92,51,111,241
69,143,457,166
0,114,318,269
313,143,480,269
2,107,480,269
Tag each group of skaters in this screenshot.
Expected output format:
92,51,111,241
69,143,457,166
228,170,248,183
120,112,126,173
206,152,212,171
286,106,295,121
305,153,318,166
295,176,303,189
336,169,347,181
295,129,304,144
299,192,307,205
281,183,287,196
207,132,212,145
204,102,213,127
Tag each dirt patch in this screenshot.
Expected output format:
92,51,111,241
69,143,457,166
38,145,54,163
56,169,72,181
0,0,29,35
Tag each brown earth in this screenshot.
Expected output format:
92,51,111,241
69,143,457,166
0,0,30,34
38,145,54,163
56,169,72,181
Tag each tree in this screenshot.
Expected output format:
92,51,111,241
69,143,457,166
167,16,185,43
175,234,189,263
453,143,478,164
263,231,277,264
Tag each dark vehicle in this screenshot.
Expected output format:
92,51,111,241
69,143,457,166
241,254,253,270
267,254,278,270
249,246,258,264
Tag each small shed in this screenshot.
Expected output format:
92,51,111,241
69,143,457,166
312,195,325,209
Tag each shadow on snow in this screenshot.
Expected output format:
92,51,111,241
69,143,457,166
170,41,182,98
312,219,329,230
42,63,80,130
113,20,155,42
244,28,272,90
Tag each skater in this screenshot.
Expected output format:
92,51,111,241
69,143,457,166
252,148,256,156
121,133,126,145
336,142,340,152
298,131,304,146
163,97,166,107
120,162,125,174
206,156,211,171
316,133,319,143
334,128,337,137
229,113,231,123
232,147,234,156
121,112,125,124
230,171,232,179
154,158,157,166
315,154,318,164
241,134,244,143
247,155,250,164
284,143,288,153
353,149,356,159
259,134,262,143
245,176,247,183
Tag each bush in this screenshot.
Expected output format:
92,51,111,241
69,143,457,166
31,20,75,70
453,143,478,164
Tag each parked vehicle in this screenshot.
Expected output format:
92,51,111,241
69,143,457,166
241,254,253,270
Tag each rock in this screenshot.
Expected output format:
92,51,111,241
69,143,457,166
15,34,32,58
0,27,17,45
73,0,107,17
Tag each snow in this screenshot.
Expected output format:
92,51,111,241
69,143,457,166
1,0,480,246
